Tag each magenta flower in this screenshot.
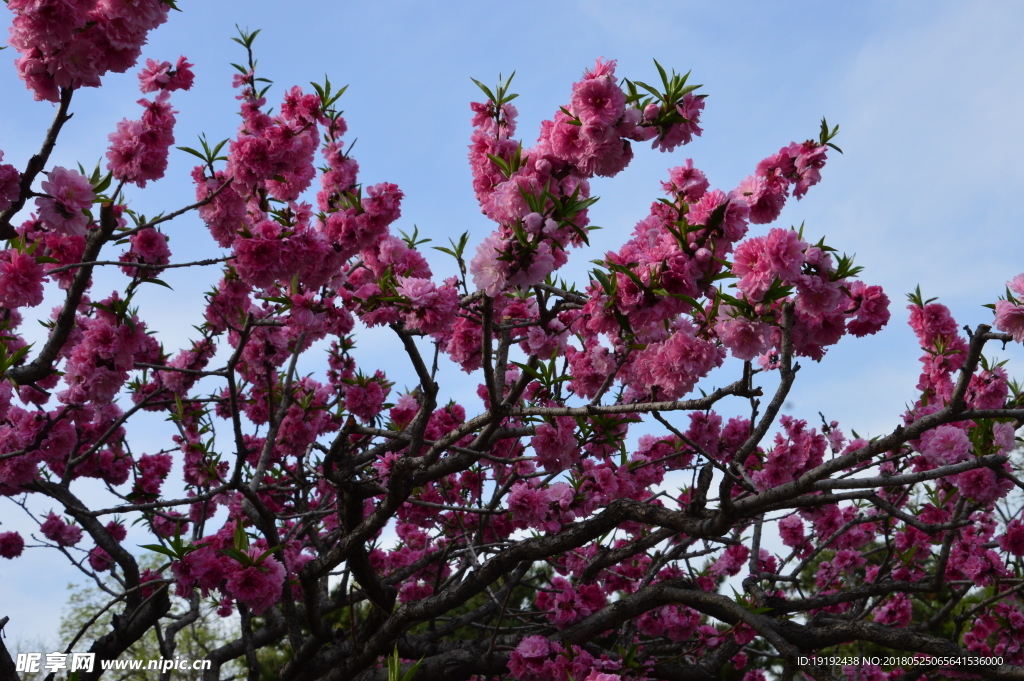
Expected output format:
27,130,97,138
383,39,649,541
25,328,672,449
345,381,386,423
997,520,1024,557
0,531,24,559
873,592,912,627
0,153,21,213
224,551,286,615
40,512,83,547
88,546,113,571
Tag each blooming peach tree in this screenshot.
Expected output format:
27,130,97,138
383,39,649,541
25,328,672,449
1,3,1024,681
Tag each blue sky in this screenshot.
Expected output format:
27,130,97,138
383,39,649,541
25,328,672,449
2,0,1024,647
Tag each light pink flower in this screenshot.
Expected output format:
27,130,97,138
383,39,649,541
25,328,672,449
470,233,509,297
1008,273,1024,298
735,174,787,224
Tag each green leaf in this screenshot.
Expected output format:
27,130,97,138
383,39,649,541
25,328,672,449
470,78,496,103
141,278,174,290
140,544,179,559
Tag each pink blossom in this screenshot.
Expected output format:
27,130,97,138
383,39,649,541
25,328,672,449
0,250,45,309
631,321,724,400
119,228,171,277
470,233,509,296
446,317,483,372
88,546,113,571
137,56,194,93
731,236,773,302
346,380,386,422
994,299,1024,343
778,515,806,549
224,551,286,615
152,511,188,538
873,592,912,627
908,302,958,348
735,174,787,224
508,636,553,681
386,395,418,432
531,415,580,473
105,521,127,543
0,155,21,213
571,68,625,127
845,281,891,337
36,167,94,236
40,512,83,546
1008,273,1024,298
508,481,549,529
687,189,749,241
716,315,770,361
661,159,709,202
0,531,24,559
955,466,1011,504
997,519,1024,557
505,241,557,290
918,425,971,466
654,93,704,152
764,228,806,283
789,141,828,198
710,544,750,576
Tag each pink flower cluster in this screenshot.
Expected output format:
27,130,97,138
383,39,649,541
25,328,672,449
734,140,829,225
749,415,827,490
58,294,159,405
8,0,171,102
172,529,290,615
468,59,659,298
508,635,622,681
107,60,189,188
